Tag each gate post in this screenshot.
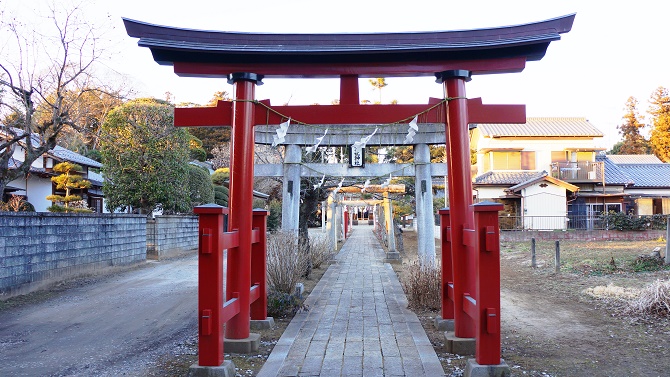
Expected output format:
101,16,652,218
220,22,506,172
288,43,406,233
226,72,262,342
251,209,270,323
470,201,507,372
437,69,476,338
343,208,349,238
436,208,454,330
193,205,227,367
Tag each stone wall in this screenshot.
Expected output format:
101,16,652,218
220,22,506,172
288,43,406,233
146,215,198,260
0,212,146,297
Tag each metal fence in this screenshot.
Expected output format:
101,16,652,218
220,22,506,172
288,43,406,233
499,214,669,231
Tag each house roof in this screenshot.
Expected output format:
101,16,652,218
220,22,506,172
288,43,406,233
473,171,545,186
475,117,604,138
606,154,663,164
507,172,579,192
598,155,635,186
615,164,670,188
49,146,102,168
2,127,102,169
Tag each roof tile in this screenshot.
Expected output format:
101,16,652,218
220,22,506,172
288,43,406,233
476,117,603,138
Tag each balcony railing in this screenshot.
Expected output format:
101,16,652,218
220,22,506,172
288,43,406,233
549,161,604,182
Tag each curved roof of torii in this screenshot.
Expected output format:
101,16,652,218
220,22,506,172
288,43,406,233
122,14,575,78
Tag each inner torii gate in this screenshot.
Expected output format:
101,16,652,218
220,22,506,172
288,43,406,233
124,13,574,375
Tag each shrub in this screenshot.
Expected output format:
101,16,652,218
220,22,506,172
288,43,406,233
188,164,214,208
266,231,310,294
213,185,229,207
266,199,281,232
0,195,34,212
308,234,333,269
402,262,441,311
266,291,306,318
603,211,668,231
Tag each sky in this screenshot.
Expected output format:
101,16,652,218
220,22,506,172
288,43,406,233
6,0,670,149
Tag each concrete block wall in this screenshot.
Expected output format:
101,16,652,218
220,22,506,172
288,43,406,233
146,215,198,259
0,212,146,296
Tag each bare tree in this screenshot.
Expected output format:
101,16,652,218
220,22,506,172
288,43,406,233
0,3,110,197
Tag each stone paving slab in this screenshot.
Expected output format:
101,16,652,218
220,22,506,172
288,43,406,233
258,225,445,377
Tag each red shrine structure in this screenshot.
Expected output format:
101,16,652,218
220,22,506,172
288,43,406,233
124,13,574,373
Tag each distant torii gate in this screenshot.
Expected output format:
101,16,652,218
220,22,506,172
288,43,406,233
124,13,574,376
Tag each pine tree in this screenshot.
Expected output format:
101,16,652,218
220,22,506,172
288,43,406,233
648,87,670,162
616,96,650,154
46,162,92,213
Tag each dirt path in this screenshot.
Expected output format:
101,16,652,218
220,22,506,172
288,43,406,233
0,256,198,377
499,248,670,377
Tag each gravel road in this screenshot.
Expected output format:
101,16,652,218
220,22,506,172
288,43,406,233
0,255,199,377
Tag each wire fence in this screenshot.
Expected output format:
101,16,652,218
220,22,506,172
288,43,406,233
498,214,669,231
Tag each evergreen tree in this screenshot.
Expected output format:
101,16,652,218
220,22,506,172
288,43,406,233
616,96,650,154
648,87,670,162
46,162,92,213
100,98,191,214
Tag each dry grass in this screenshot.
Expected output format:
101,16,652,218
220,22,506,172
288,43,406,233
308,234,333,270
628,279,670,317
266,231,310,294
402,261,441,311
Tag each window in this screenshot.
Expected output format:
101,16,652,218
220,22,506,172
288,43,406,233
551,151,566,162
492,151,521,170
489,151,535,170
521,151,535,170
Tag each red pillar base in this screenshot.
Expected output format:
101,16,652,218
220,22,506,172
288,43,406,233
188,360,236,377
223,333,261,354
250,317,275,330
434,315,455,331
464,358,510,377
444,331,476,356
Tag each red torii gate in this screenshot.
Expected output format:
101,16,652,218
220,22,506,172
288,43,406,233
124,13,574,373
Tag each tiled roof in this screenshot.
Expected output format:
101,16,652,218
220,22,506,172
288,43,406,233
615,164,670,188
606,154,662,164
597,155,635,186
49,146,102,168
87,170,104,186
3,127,102,168
475,117,604,138
473,171,545,185
507,172,579,192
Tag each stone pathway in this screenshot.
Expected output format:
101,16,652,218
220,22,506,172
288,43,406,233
258,225,445,377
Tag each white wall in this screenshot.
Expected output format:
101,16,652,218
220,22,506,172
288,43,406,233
476,186,507,201
522,182,568,230
25,176,54,212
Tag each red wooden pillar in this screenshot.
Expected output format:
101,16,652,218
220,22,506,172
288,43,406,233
226,73,262,340
437,69,476,338
343,209,349,238
193,205,227,366
472,202,504,365
251,209,269,320
438,208,454,321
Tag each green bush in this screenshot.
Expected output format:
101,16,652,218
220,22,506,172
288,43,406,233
266,291,306,318
188,164,214,208
267,199,281,232
603,211,669,231
213,185,229,207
